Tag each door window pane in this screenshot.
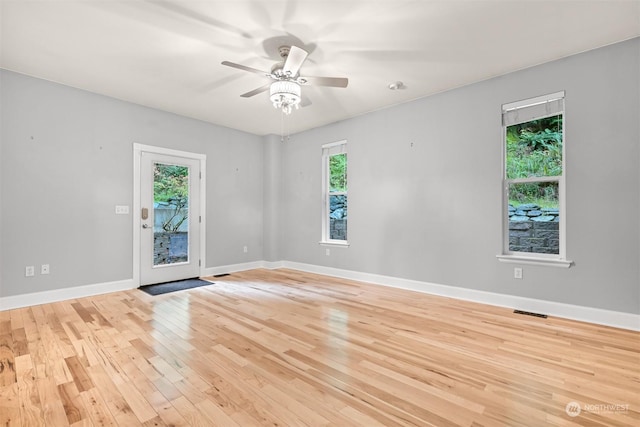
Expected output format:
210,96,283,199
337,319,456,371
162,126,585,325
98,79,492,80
153,163,189,265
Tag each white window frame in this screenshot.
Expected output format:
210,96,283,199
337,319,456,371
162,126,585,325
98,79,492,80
497,91,572,268
320,140,349,246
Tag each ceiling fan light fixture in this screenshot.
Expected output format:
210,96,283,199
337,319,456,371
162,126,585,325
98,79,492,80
270,80,301,115
222,45,347,115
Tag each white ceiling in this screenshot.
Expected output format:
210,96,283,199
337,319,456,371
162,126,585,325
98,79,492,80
2,1,639,136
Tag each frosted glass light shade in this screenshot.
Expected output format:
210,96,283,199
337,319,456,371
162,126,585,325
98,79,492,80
270,80,301,115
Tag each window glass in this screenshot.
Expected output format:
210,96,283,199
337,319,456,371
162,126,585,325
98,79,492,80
508,182,559,254
506,115,563,179
329,153,347,192
322,143,348,243
329,194,347,240
502,92,565,259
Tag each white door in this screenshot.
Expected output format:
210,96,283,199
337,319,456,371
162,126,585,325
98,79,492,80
139,151,202,285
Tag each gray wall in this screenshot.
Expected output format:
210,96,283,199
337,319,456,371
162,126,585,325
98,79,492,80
278,38,640,314
0,70,264,297
0,69,3,296
1,38,638,316
262,134,283,262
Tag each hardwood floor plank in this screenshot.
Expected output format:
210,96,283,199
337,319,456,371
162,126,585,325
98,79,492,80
202,371,280,426
69,418,94,427
0,333,16,387
57,381,87,425
148,355,184,384
120,346,162,383
153,401,190,427
9,309,25,332
0,268,638,426
79,386,118,427
170,395,221,427
111,380,157,423
14,354,44,426
84,364,135,422
65,356,95,392
194,398,243,426
0,382,20,427
11,327,28,359
35,376,71,426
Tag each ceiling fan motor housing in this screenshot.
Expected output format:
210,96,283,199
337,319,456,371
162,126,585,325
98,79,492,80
278,46,291,58
271,62,287,77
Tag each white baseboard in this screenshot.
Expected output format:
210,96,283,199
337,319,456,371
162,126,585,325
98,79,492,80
0,279,136,311
202,261,273,277
262,261,285,270
2,261,638,331
0,261,275,312
280,261,640,331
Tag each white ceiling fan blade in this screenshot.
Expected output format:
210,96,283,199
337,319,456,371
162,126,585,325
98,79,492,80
300,76,348,88
222,61,271,77
240,83,271,98
282,46,308,77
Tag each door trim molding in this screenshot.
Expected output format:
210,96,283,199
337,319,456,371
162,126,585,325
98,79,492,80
133,143,207,286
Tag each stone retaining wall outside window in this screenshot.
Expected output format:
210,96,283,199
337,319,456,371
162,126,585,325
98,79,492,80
508,203,559,254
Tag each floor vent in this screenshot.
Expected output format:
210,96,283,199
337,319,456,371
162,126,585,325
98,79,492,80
514,310,548,319
213,273,231,278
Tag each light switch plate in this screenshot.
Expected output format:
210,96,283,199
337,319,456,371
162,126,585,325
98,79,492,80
115,205,130,214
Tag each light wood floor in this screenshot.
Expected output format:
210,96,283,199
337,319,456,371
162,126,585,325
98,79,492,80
0,269,638,426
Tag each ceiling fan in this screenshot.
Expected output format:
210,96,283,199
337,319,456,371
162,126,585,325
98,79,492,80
222,45,348,115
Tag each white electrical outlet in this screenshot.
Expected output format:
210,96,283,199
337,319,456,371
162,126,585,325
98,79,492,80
326,248,330,256
41,264,50,275
243,246,248,253
25,266,35,277
514,267,523,279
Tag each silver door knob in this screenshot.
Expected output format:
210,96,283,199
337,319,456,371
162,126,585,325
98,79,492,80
142,224,151,229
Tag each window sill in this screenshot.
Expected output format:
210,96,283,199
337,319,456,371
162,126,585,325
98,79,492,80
319,241,350,248
497,254,573,268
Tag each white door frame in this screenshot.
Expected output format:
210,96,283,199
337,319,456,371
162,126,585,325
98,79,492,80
133,143,207,286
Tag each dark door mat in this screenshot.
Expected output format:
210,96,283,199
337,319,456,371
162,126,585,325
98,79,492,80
139,278,213,296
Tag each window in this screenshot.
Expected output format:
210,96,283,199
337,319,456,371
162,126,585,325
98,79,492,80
322,141,348,244
499,92,571,267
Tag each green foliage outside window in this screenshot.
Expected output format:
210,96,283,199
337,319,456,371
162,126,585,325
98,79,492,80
154,164,189,232
329,153,347,192
506,115,562,208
